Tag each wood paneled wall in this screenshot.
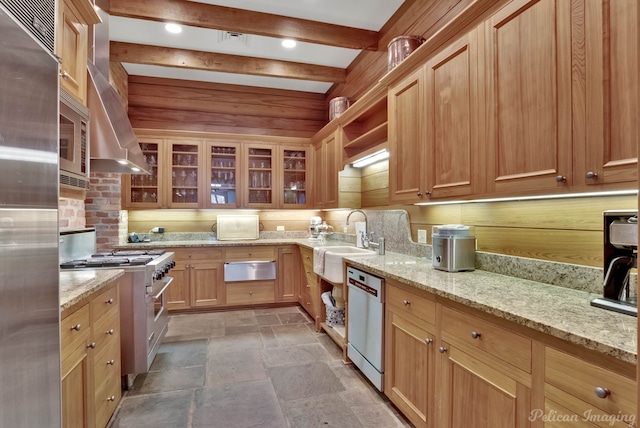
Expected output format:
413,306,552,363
336,160,637,268
127,76,327,138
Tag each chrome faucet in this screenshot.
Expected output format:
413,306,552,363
345,209,368,232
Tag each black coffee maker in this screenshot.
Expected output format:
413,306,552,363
590,210,638,316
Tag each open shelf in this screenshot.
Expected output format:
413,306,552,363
340,95,388,161
320,322,346,350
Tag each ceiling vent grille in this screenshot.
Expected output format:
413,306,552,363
0,0,55,53
218,31,250,46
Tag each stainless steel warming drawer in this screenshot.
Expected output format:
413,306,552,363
224,261,276,282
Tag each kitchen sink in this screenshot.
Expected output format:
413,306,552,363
314,246,376,284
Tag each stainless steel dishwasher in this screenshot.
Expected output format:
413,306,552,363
224,260,276,282
346,266,385,391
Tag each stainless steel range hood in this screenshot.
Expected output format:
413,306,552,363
88,2,149,175
87,62,150,174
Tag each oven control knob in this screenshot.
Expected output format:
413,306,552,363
171,261,176,268
164,265,170,273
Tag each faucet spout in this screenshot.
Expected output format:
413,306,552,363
345,210,368,232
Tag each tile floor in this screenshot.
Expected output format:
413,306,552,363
108,306,413,428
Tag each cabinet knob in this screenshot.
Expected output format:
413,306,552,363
555,175,567,182
249,291,253,295
87,342,96,349
306,256,311,260
402,299,410,306
424,338,433,345
306,284,311,288
106,329,115,335
594,387,610,399
70,324,81,331
105,298,114,304
438,346,448,353
60,70,69,80
586,171,598,179
107,359,115,366
417,192,422,197
307,302,311,305
471,331,481,339
107,396,116,402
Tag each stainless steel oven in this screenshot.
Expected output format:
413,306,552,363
60,229,175,386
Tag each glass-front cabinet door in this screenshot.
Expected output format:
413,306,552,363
205,141,239,208
167,140,201,208
281,146,310,208
244,144,276,208
124,138,162,208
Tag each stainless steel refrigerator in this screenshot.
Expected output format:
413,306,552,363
0,5,61,427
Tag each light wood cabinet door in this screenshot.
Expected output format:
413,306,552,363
277,246,300,302
281,146,311,208
166,139,203,208
437,341,531,428
165,261,191,311
190,261,225,307
389,68,427,203
62,350,91,428
244,143,277,208
425,30,481,199
299,246,319,327
123,139,163,208
484,0,573,195
385,307,435,428
313,131,340,209
205,141,240,208
57,0,88,105
579,0,638,187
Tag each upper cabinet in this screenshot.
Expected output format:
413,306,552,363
313,130,341,209
281,146,311,209
56,0,100,105
205,141,240,208
244,143,276,208
166,139,203,209
484,0,573,195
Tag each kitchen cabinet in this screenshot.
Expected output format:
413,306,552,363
544,347,636,427
384,282,437,428
484,0,573,195
277,245,301,302
166,139,203,208
61,281,121,428
224,246,277,305
313,130,340,209
167,248,224,310
206,141,240,208
299,246,320,329
244,143,276,208
281,146,311,208
123,138,163,208
56,0,100,105
578,0,638,188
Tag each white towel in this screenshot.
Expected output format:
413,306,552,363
313,247,328,275
355,222,366,248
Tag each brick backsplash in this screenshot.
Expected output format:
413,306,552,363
58,198,86,230
86,172,123,251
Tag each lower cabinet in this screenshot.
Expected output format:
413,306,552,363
61,281,121,428
299,246,320,329
166,248,225,310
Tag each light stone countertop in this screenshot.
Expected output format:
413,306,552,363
344,251,637,364
116,238,637,364
60,269,124,311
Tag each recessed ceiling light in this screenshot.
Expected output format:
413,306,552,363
282,39,297,48
165,23,182,34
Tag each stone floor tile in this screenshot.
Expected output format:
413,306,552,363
253,306,301,315
277,312,310,324
256,314,281,326
109,390,193,428
206,349,268,385
263,343,331,367
149,339,208,371
207,332,263,354
192,380,286,428
259,326,280,348
272,323,318,346
222,309,258,327
129,366,205,395
284,393,364,428
269,361,345,401
317,334,345,361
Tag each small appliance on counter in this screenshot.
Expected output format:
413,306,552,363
590,210,638,316
432,224,476,272
308,216,323,241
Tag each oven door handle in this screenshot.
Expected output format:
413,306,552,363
148,276,173,299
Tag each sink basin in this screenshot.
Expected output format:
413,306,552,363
313,246,376,283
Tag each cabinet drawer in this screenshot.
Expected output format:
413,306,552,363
90,284,119,322
94,374,121,428
387,283,436,325
226,281,275,305
225,246,275,261
545,347,636,418
172,248,223,262
441,306,532,372
61,304,90,350
61,338,89,379
93,338,121,391
92,308,120,352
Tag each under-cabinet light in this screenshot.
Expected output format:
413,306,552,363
352,149,389,168
413,189,638,206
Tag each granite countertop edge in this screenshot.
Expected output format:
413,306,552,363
116,239,637,364
60,269,124,311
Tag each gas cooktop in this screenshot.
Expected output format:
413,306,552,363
59,249,167,269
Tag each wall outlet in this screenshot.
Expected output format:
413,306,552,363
418,229,427,243
151,227,165,233
276,226,285,231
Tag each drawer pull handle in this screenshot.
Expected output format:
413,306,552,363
106,329,114,335
402,300,410,306
306,284,311,288
471,331,481,339
306,256,311,260
424,338,433,345
107,359,115,366
105,298,114,304
306,302,311,305
107,395,116,402
594,387,610,399
70,324,81,331
249,291,253,295
87,342,96,349
438,346,447,353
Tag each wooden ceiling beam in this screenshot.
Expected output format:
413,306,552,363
111,42,347,83
109,0,380,51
